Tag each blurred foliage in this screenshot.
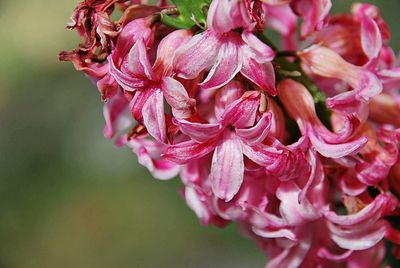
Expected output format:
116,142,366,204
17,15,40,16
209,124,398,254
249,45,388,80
0,1,399,267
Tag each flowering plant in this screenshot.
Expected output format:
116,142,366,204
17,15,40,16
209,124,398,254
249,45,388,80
60,0,400,266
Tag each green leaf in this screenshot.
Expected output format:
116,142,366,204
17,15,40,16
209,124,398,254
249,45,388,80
162,0,211,29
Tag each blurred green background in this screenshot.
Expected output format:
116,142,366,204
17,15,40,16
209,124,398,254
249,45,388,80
0,1,399,267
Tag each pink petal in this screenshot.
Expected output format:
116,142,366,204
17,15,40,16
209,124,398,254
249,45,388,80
175,30,220,80
153,30,193,76
241,31,275,62
360,13,382,60
308,130,368,159
125,136,180,180
161,77,195,119
184,186,215,225
110,38,154,91
173,118,222,143
201,34,242,90
327,220,388,250
240,58,277,96
236,112,272,145
163,139,217,164
211,130,244,201
103,93,130,139
142,89,167,143
242,143,282,167
324,194,396,226
276,181,320,226
221,91,260,129
207,0,234,33
129,88,155,122
252,227,297,241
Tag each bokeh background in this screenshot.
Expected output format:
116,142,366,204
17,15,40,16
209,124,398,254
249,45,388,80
1,1,399,267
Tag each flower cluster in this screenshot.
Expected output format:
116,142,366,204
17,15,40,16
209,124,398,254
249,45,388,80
60,0,400,266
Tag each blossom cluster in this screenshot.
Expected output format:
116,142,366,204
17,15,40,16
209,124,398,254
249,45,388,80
60,0,400,266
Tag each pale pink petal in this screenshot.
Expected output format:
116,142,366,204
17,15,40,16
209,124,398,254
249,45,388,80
175,30,220,79
103,93,130,139
207,0,234,33
325,194,397,226
308,130,368,159
240,58,277,96
173,119,222,143
142,89,167,143
201,34,242,90
266,233,312,268
161,77,195,119
236,112,272,145
129,88,155,122
360,14,382,60
125,136,179,180
211,130,244,201
252,227,297,241
242,31,275,62
110,38,154,91
242,143,282,167
221,91,260,129
276,181,320,226
153,30,193,76
327,220,388,250
163,139,217,164
184,186,215,225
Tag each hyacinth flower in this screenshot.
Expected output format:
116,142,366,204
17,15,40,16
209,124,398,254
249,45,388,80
174,0,276,94
60,0,400,267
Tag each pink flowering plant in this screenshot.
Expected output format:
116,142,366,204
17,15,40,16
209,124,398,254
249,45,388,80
60,0,400,266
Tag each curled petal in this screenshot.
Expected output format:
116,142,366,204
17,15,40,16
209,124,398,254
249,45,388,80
242,143,282,167
308,129,368,159
360,13,382,60
163,139,217,164
300,45,382,103
221,91,260,129
236,112,272,145
327,219,388,250
211,130,244,201
153,30,193,76
240,58,277,96
241,31,275,62
161,77,196,119
252,227,297,241
276,181,320,226
173,119,222,143
110,38,154,90
291,0,332,38
125,136,179,180
325,194,397,226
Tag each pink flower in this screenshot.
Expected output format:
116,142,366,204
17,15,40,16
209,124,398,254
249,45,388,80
174,0,276,94
109,22,195,143
164,85,276,201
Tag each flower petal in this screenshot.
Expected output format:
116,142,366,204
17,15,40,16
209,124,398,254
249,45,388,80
142,89,167,143
201,34,242,90
173,118,222,143
175,30,220,80
236,112,272,145
163,139,217,164
161,77,195,119
211,130,244,201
